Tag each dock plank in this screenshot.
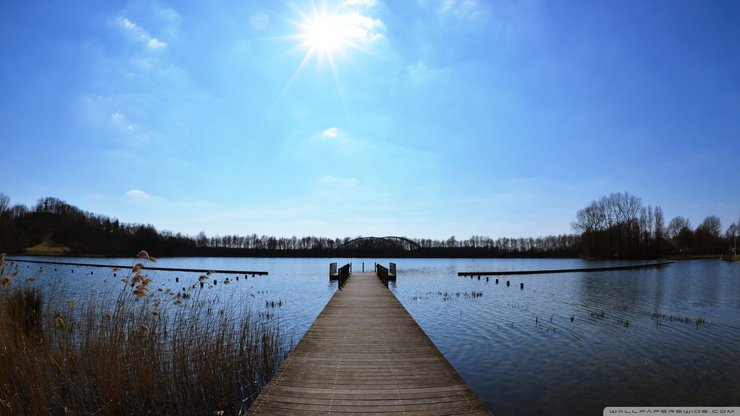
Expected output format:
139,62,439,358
248,272,492,415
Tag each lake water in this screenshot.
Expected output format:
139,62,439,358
6,256,740,415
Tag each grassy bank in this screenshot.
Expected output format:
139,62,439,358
0,252,285,415
24,239,71,256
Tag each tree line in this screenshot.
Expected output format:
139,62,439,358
571,192,737,258
0,192,735,259
0,194,577,258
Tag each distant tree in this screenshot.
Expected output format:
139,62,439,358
10,204,28,218
0,193,9,213
667,216,691,240
726,223,737,239
572,192,655,258
695,215,723,254
654,206,665,255
697,215,722,237
196,231,208,248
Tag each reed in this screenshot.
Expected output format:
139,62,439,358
0,252,285,415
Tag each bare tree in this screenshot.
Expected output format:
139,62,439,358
667,216,691,240
0,193,9,214
697,215,722,238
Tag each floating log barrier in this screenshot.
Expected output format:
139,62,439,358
458,261,674,277
5,258,268,276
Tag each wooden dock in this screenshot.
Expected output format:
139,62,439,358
248,272,491,415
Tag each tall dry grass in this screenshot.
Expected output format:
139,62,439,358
0,252,285,415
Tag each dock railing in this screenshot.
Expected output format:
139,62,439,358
376,264,389,287
337,263,351,290
330,262,352,290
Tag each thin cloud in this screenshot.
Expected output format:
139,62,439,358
114,16,167,50
343,0,377,7
321,127,339,138
343,12,385,42
126,189,150,198
111,111,136,131
406,61,450,86
423,0,488,22
321,175,359,188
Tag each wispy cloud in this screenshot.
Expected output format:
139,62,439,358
343,0,377,6
76,95,153,145
126,189,150,198
114,16,167,50
111,111,136,131
320,127,339,138
420,0,489,22
321,175,359,188
343,11,385,42
406,61,450,86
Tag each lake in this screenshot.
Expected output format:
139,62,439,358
7,256,740,415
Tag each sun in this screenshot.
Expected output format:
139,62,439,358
285,1,382,75
297,9,354,67
302,13,349,58
266,1,383,114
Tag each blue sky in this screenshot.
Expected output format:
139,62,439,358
1,0,738,240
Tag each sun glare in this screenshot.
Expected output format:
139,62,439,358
303,14,348,57
284,1,383,76
268,1,383,114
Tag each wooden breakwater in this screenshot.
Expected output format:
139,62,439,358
5,258,268,276
458,261,674,277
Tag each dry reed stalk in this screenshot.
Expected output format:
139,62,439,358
0,252,285,415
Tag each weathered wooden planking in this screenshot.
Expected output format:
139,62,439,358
248,272,492,415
